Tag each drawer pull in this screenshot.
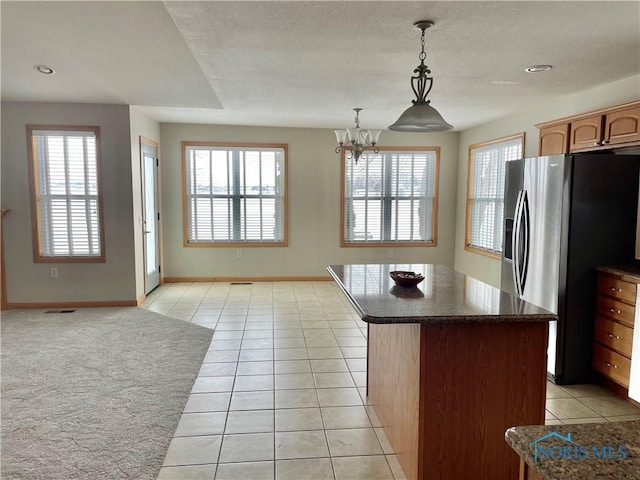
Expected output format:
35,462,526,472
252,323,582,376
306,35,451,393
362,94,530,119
609,308,621,314
606,332,621,340
605,362,619,369
609,286,623,293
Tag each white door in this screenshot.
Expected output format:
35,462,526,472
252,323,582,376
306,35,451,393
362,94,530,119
141,138,160,294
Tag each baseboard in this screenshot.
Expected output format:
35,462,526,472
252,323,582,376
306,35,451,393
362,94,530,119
6,300,138,310
163,276,333,283
598,375,640,410
136,293,146,306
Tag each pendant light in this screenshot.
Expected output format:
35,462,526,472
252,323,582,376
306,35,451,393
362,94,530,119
388,20,453,132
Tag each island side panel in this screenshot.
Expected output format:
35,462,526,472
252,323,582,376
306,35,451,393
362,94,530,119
368,322,421,480
420,322,548,480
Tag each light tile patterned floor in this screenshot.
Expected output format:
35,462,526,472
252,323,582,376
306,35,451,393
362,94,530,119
144,281,640,480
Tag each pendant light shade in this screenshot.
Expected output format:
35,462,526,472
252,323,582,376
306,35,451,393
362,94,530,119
388,102,452,132
389,20,452,132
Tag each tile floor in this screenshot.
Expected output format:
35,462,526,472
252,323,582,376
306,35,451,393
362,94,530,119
142,281,640,480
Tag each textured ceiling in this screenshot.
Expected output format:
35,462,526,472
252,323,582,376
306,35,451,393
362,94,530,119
2,1,639,131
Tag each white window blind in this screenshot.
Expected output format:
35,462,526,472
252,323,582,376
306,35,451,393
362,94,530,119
467,136,523,254
30,128,102,259
184,144,286,244
343,149,437,244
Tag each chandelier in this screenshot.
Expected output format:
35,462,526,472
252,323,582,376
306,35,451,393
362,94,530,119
334,108,381,164
388,20,452,132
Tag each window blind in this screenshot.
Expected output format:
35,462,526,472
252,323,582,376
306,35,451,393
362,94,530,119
32,129,102,258
185,145,286,243
344,150,437,244
467,136,523,254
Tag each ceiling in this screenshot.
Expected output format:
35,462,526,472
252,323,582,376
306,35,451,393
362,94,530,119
2,1,639,131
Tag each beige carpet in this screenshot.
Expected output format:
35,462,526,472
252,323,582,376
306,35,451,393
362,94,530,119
1,307,213,480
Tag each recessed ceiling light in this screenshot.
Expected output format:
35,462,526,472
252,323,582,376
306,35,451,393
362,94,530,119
34,65,55,75
525,65,552,73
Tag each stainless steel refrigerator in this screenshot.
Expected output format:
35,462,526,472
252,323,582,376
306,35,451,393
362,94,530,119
501,153,640,384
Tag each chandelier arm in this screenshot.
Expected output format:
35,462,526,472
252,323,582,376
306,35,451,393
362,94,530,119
335,146,343,154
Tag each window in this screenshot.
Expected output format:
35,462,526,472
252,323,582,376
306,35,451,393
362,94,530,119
466,133,524,257
342,148,439,246
183,142,287,246
27,125,105,262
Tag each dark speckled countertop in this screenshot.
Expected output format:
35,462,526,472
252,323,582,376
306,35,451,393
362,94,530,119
327,264,557,324
505,421,640,479
597,265,640,283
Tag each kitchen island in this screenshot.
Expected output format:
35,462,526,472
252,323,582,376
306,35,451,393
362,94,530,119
328,264,557,480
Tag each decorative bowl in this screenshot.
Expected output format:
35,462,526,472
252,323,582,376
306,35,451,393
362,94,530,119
390,271,425,288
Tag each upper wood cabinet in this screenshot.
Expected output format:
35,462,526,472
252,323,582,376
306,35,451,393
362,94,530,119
537,101,640,155
605,105,640,146
569,115,604,152
539,123,569,155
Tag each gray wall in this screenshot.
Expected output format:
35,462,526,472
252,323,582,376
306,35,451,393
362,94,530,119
1,102,137,303
159,123,460,278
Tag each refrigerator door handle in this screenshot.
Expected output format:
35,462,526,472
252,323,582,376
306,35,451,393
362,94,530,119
512,190,524,296
519,190,531,294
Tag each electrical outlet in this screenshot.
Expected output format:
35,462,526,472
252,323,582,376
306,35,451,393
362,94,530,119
387,250,393,258
236,249,243,258
50,267,58,278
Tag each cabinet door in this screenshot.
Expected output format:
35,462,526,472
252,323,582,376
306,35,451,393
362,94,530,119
569,115,603,152
538,123,569,155
604,105,640,146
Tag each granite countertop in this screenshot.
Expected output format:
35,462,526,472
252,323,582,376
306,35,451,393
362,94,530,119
597,265,640,283
327,264,557,324
505,421,640,479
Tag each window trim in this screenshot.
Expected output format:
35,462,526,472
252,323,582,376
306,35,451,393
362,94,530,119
26,124,106,263
340,146,440,248
181,141,289,247
465,132,525,259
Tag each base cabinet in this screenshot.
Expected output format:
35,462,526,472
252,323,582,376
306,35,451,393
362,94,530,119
593,271,635,388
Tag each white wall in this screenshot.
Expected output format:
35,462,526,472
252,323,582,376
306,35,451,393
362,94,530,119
1,102,137,304
454,74,640,287
129,107,161,300
160,123,460,278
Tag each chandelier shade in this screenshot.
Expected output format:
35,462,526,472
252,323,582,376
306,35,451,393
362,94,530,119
334,108,381,164
388,20,452,132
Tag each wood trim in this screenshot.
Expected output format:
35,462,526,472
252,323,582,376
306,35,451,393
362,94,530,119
1,209,8,311
465,133,525,257
162,276,332,283
339,146,440,248
136,293,147,306
185,241,288,248
181,142,289,247
6,300,138,309
535,100,640,129
26,125,106,263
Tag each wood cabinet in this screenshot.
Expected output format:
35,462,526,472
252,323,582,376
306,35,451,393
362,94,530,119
537,101,640,155
569,115,603,151
593,271,636,388
605,105,640,146
538,123,569,155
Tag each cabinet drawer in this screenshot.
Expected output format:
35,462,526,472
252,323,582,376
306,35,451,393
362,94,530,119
597,275,637,305
596,295,636,328
593,344,631,388
594,316,634,357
